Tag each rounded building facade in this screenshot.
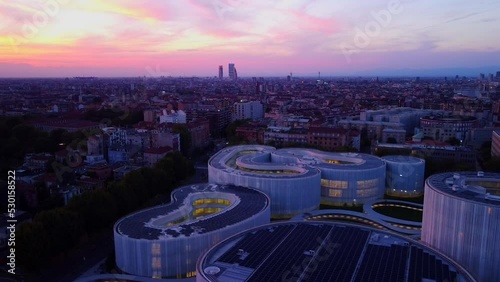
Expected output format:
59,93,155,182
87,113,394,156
274,148,386,206
209,146,387,217
196,222,475,282
421,172,500,282
382,155,425,197
113,183,270,279
420,115,477,143
208,145,321,218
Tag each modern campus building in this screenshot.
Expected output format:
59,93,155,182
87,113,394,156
273,148,387,206
421,172,500,282
113,183,270,279
208,146,387,218
196,222,475,282
382,155,425,197
208,145,321,218
420,115,478,143
292,199,423,236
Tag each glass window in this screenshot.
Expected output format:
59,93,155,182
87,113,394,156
322,179,348,189
357,187,379,197
357,179,379,189
329,189,342,197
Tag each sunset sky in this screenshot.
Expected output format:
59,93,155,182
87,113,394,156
1,0,499,77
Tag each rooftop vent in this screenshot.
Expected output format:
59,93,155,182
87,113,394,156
303,250,316,256
204,266,221,275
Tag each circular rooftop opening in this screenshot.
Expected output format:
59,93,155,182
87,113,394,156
204,266,221,275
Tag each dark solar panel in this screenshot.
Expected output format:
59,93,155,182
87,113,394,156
218,225,295,268
300,226,370,282
407,246,460,282
354,244,408,282
248,224,333,282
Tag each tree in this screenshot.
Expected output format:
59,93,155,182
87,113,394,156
17,222,51,270
479,141,492,161
108,181,140,216
67,190,118,233
34,208,84,255
225,119,250,140
446,137,460,146
386,137,397,144
483,157,500,173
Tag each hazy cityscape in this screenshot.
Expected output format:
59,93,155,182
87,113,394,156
1,1,500,282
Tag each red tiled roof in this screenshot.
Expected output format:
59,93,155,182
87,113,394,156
308,127,347,134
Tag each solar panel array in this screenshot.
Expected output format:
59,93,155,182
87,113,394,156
249,224,334,282
203,223,471,282
304,226,369,282
218,225,295,268
115,185,268,239
354,244,408,282
407,246,458,282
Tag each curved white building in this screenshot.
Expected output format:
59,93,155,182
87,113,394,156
208,145,321,218
274,148,386,206
208,146,386,218
382,155,425,197
114,183,270,279
422,172,500,282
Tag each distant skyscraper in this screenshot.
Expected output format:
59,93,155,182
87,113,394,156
496,71,500,78
218,65,223,79
229,63,237,80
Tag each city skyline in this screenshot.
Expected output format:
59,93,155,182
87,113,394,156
1,1,500,77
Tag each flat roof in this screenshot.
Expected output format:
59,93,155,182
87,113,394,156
426,172,500,205
198,222,475,282
209,145,319,178
209,146,386,178
114,184,270,240
276,148,386,170
382,155,425,164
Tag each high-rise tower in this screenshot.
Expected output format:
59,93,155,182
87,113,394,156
218,65,223,79
229,63,237,80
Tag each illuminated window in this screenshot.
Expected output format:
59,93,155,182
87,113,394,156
329,189,342,197
151,243,161,255
322,179,348,189
192,199,230,206
186,271,197,278
152,257,161,268
193,207,222,216
357,187,379,197
357,179,379,189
